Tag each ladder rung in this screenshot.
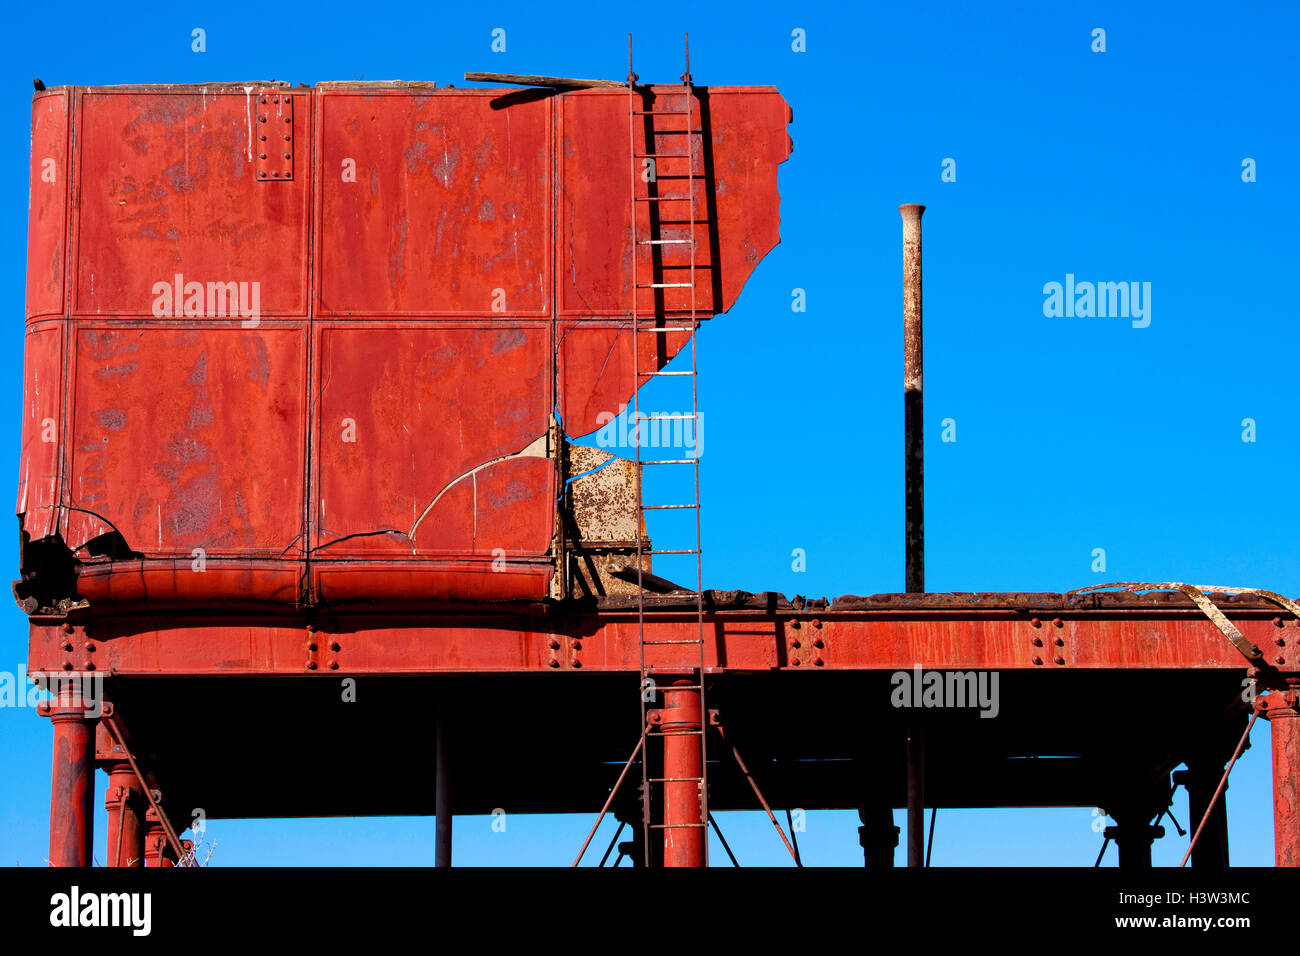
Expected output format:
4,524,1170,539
632,110,692,116
642,639,704,645
642,503,699,510
648,729,707,737
637,283,694,289
648,548,700,555
649,777,705,783
634,196,692,202
638,239,695,245
642,684,704,691
650,823,709,829
641,459,697,465
633,153,689,158
636,370,694,377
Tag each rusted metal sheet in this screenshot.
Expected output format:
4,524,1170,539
18,81,792,613
25,595,1293,677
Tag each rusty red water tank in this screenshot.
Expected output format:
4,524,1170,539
18,80,791,613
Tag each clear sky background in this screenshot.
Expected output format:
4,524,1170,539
0,0,1296,866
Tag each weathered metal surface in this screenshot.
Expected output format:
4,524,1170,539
1259,684,1300,866
18,81,791,614
25,594,1295,678
900,203,924,594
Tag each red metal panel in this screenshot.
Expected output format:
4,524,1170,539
65,326,306,562
310,323,553,554
27,90,68,320
70,87,311,318
21,81,791,613
315,88,551,316
17,322,63,539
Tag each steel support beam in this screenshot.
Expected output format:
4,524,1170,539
906,716,926,867
436,710,452,867
104,762,146,867
1263,682,1300,866
662,681,705,867
41,684,96,867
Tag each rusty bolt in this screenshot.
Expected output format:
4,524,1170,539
791,620,801,630
548,639,560,649
306,642,317,652
62,642,73,652
571,640,582,651
570,659,582,669
813,638,824,648
813,657,824,666
791,639,801,649
1052,618,1063,628
1031,618,1041,628
1031,656,1043,666
84,642,95,652
85,662,95,671
62,662,72,670
547,658,560,668
329,661,339,670
330,641,341,652
1055,638,1064,647
792,657,801,666
1032,637,1043,647
1054,657,1065,665
1278,657,1287,665
1274,618,1285,628
306,660,317,670
62,623,74,634
1277,638,1286,647
812,619,822,629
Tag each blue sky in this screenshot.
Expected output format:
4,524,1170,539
1,0,1296,865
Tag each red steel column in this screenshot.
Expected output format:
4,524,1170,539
143,808,179,867
104,762,146,867
662,681,705,867
40,683,97,867
1263,681,1300,866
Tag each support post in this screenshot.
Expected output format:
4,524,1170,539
1261,681,1300,866
143,807,178,867
436,709,452,867
1175,763,1229,868
906,715,925,867
104,762,146,867
1106,806,1164,868
41,679,97,867
858,803,899,867
662,681,705,867
900,202,925,594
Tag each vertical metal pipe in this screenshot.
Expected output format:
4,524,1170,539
436,710,452,867
1181,763,1230,868
662,681,705,867
45,685,95,867
906,716,925,867
1270,688,1300,866
900,203,926,594
104,763,145,867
